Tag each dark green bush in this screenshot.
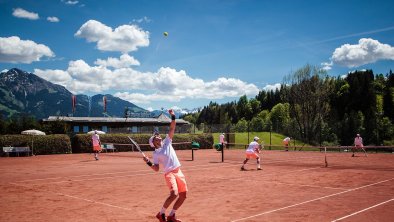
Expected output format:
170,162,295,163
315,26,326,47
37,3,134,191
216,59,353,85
0,134,71,155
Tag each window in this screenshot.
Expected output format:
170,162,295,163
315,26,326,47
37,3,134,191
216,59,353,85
102,126,108,132
131,126,138,133
73,126,80,133
83,126,89,133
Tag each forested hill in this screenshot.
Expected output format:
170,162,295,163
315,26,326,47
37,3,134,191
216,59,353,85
184,66,394,146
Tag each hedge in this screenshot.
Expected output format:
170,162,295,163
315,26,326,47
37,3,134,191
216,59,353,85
72,133,214,153
0,134,72,155
0,133,213,155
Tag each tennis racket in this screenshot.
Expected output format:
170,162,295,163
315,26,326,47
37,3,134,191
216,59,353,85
127,136,146,158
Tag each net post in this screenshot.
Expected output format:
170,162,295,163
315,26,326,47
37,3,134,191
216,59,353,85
324,147,328,167
221,143,224,162
192,149,195,161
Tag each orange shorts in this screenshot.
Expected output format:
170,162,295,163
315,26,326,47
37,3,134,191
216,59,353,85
164,168,188,194
245,153,259,159
93,145,102,151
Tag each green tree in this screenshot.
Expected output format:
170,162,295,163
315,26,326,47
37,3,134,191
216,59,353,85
284,64,332,144
234,118,248,132
269,103,290,134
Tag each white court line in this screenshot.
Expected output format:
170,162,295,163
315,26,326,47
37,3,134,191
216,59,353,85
331,198,394,222
266,181,348,191
13,156,326,185
12,162,242,185
13,154,323,183
13,162,235,183
9,182,151,216
230,178,394,222
15,169,151,182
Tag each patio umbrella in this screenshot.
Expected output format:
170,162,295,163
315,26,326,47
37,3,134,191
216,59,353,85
87,130,106,135
21,129,46,155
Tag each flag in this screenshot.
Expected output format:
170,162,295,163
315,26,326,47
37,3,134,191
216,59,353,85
72,95,76,113
103,96,107,112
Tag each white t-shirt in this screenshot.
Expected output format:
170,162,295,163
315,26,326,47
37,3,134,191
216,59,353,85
92,134,100,146
219,134,225,143
246,141,260,154
283,137,290,144
153,136,181,174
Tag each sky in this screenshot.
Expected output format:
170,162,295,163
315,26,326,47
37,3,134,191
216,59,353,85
1,0,394,112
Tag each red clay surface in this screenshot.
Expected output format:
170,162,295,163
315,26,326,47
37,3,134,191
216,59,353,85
0,149,393,222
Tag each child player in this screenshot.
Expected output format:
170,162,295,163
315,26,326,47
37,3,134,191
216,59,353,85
143,109,187,222
91,130,101,160
241,136,262,171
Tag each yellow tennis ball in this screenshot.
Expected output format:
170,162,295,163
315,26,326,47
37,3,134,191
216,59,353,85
163,32,168,37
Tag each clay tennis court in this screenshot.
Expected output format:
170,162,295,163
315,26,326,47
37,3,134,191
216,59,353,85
0,149,393,222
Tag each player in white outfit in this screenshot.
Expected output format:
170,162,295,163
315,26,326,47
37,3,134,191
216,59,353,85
241,136,262,171
143,109,187,222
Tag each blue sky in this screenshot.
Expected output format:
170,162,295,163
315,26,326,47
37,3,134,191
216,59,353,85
1,0,394,112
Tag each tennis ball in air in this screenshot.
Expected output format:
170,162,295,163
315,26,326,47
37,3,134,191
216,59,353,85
163,32,168,37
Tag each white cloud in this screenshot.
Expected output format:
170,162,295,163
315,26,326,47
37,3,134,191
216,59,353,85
146,107,154,112
75,20,150,53
34,69,72,87
12,8,39,20
323,38,394,69
132,16,151,23
94,54,140,68
47,16,59,22
33,57,260,105
63,0,79,5
0,36,54,63
321,61,333,71
262,83,281,91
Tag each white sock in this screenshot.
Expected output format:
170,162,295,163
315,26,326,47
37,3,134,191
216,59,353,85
160,207,166,215
169,209,177,216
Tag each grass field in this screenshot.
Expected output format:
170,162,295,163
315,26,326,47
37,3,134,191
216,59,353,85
212,132,312,150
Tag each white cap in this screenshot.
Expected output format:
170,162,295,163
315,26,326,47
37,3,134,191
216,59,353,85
254,136,259,141
149,136,155,148
94,130,97,134
356,134,360,137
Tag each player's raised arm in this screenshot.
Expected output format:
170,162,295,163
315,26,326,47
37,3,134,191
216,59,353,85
168,109,176,139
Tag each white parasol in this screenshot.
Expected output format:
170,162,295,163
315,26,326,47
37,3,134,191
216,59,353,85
21,129,46,155
87,130,106,135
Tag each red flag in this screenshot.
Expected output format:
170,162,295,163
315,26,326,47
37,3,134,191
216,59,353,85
72,95,76,113
103,96,107,112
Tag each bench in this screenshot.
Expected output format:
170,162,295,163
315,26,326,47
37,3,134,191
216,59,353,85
3,146,31,157
101,143,116,153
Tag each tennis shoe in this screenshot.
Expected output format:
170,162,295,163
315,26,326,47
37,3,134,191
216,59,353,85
351,153,355,157
156,212,166,222
167,214,182,222
257,167,262,170
241,166,246,171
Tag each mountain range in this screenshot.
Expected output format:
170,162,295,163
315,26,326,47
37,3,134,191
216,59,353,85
0,68,150,119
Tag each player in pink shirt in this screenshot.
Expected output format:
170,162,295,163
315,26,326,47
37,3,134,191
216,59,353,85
283,137,290,151
352,133,367,157
219,133,226,150
143,109,187,222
